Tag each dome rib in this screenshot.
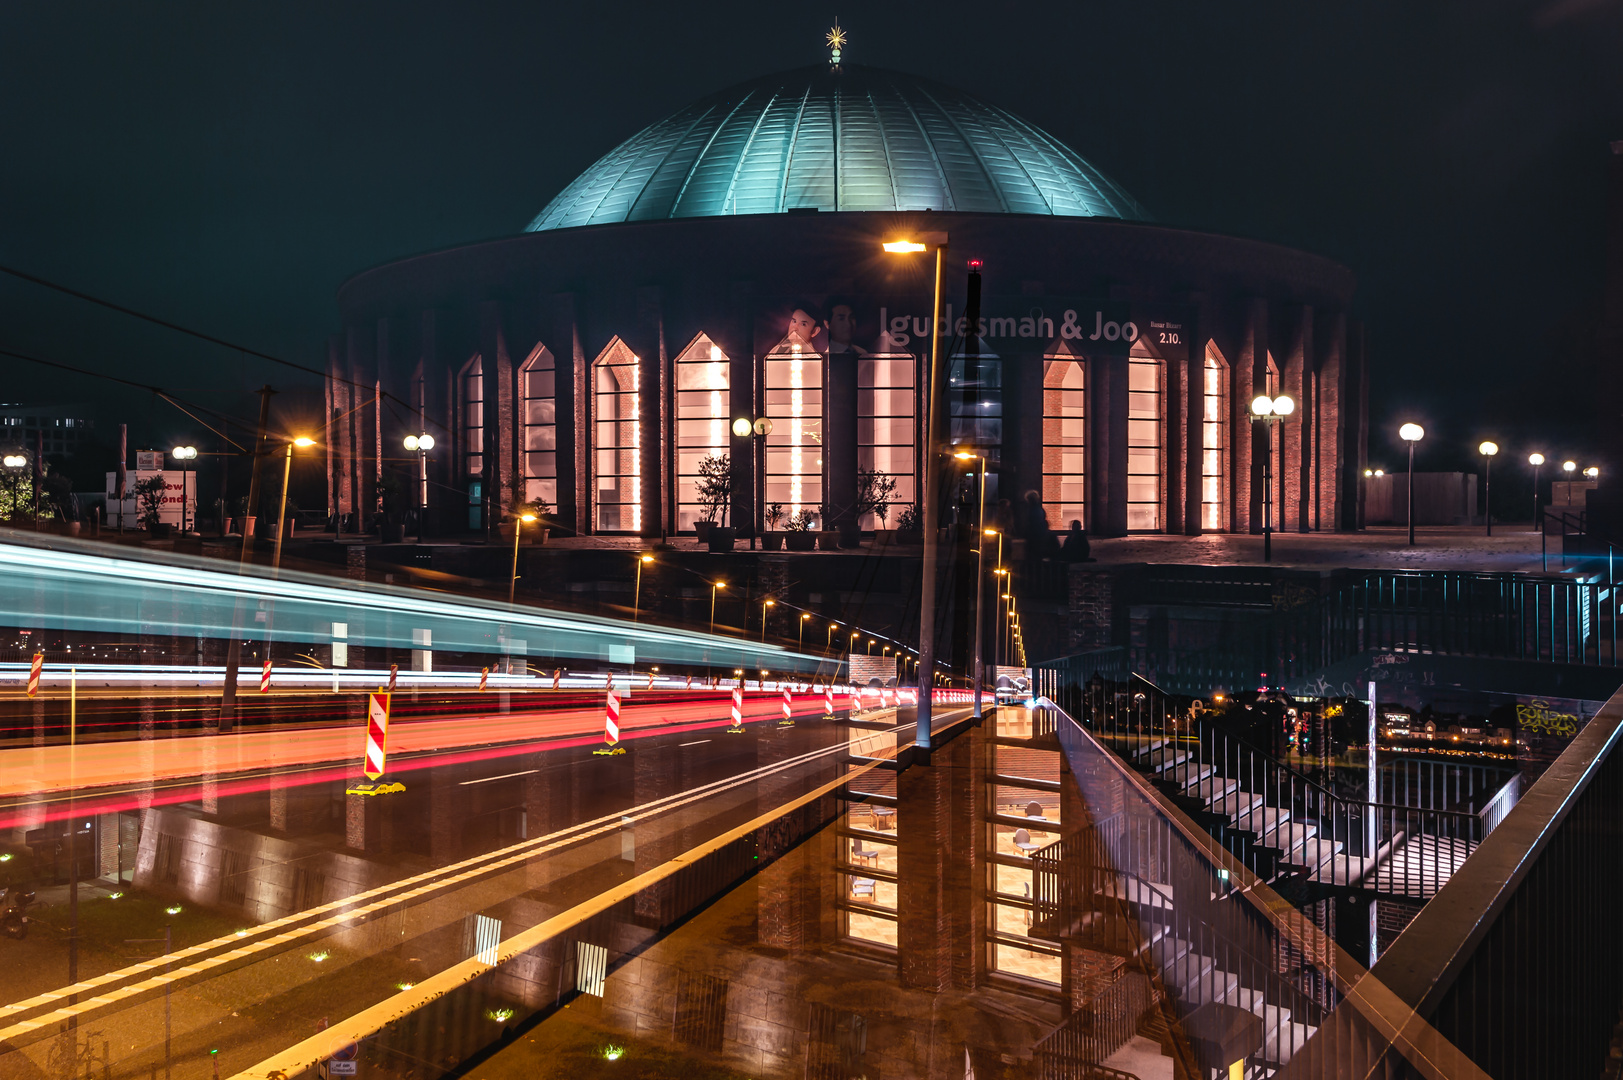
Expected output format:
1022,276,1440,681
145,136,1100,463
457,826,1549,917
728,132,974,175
526,63,1148,231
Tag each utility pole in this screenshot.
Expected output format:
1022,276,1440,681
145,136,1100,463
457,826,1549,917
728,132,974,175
221,386,274,731
914,240,948,753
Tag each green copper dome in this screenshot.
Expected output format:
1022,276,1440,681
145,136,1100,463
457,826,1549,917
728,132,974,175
526,63,1149,231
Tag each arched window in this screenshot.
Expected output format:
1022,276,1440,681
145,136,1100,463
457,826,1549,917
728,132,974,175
459,355,483,478
674,334,729,531
763,335,823,520
1202,344,1229,531
592,338,640,533
1041,353,1085,528
1127,354,1164,531
858,354,916,529
520,345,556,506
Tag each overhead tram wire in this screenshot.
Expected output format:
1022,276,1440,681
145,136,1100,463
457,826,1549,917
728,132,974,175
0,261,449,436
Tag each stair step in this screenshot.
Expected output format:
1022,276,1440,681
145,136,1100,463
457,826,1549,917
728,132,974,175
1210,791,1263,818
1184,775,1239,802
1287,837,1345,868
1262,821,1320,854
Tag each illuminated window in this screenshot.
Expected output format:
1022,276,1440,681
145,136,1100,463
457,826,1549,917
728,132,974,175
1202,345,1229,531
674,334,730,532
1042,355,1085,529
459,355,483,478
985,745,1062,985
763,337,823,520
950,349,1002,447
1127,356,1163,531
857,355,916,529
520,345,557,506
592,339,640,533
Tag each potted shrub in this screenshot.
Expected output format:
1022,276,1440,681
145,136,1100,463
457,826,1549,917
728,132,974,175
895,504,923,544
695,454,731,545
762,502,786,551
135,475,170,537
814,503,841,551
784,509,817,551
855,467,898,545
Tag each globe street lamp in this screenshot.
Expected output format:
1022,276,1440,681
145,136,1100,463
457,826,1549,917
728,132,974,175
882,229,949,751
1586,466,1600,480
1478,442,1498,536
171,445,197,533
1399,424,1425,546
1249,394,1296,562
403,433,435,528
1528,453,1545,533
509,512,537,604
731,415,772,548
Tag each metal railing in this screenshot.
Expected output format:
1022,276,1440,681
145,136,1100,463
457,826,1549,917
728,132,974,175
1071,673,1485,898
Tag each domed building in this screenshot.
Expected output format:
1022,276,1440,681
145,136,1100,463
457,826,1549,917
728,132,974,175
326,50,1364,541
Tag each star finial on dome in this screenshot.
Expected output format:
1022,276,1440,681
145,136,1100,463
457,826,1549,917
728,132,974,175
826,20,847,67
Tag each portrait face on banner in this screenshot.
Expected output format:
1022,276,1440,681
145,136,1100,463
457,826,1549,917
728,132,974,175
823,296,869,356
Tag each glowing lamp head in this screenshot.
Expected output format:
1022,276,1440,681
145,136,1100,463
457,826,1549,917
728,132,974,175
1364,469,1373,477
1479,441,1499,457
883,240,928,253
984,528,998,536
292,436,316,448
518,513,537,523
417,434,434,451
1272,394,1295,416
2,455,25,468
1399,423,1425,443
639,554,653,563
1529,453,1545,466
731,417,752,437
1250,395,1275,418
1564,460,1577,473
403,435,419,451
1375,469,1385,477
172,445,197,460
764,599,775,607
1587,467,1600,478
713,580,726,589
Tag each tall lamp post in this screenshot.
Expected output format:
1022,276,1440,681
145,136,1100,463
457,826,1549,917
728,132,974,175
826,621,840,654
799,612,811,651
171,446,197,533
633,553,654,621
403,433,435,532
272,437,316,573
882,230,948,751
1478,442,1498,536
1528,453,1545,532
954,450,990,719
1249,394,1296,562
761,598,775,643
709,580,726,636
508,512,536,604
1400,424,1425,546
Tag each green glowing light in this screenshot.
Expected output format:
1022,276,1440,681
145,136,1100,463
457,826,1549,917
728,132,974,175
396,982,415,991
165,905,182,915
108,892,124,900
307,951,329,963
603,1045,625,1062
235,929,249,937
0,853,12,862
486,1008,515,1023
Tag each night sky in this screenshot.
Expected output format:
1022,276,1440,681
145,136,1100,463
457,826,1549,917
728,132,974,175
1,1,1619,485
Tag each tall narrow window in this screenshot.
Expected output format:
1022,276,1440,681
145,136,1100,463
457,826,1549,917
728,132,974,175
460,355,483,478
675,334,729,531
1202,345,1228,531
763,338,823,519
592,339,640,533
858,355,916,529
1127,357,1163,531
520,345,556,506
1042,357,1085,528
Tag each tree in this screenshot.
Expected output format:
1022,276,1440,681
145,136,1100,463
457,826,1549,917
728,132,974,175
0,470,36,523
855,467,899,526
134,475,168,530
696,454,732,526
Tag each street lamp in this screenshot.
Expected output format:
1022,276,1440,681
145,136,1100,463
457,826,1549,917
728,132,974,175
403,433,435,527
826,621,840,654
273,437,316,573
709,580,727,636
761,598,775,643
1479,442,1498,536
955,450,990,719
883,229,949,751
1399,423,1425,546
732,415,773,548
800,612,811,651
171,445,197,533
1586,466,1600,479
509,512,537,604
1528,454,1545,533
867,638,876,655
1249,394,1296,561
632,553,654,622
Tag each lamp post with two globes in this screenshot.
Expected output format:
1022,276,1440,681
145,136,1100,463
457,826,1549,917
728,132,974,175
1479,442,1498,536
1528,453,1545,533
1248,393,1296,562
171,445,197,533
403,433,436,528
1400,424,1425,546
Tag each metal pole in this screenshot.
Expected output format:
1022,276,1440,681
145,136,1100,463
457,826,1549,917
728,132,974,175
971,455,987,719
272,441,294,574
221,385,274,732
1407,441,1417,546
1533,462,1541,533
1485,454,1492,536
508,518,523,604
914,242,946,751
633,558,644,622
1263,423,1273,562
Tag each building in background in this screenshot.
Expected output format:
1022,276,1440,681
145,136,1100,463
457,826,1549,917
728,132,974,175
327,56,1367,540
0,402,96,462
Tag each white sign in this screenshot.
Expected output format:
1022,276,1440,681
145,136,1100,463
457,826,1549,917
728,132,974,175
104,470,190,526
322,1062,357,1077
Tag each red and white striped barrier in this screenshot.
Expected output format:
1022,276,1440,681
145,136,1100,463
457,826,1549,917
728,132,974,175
824,685,835,717
552,668,562,690
259,660,272,693
780,685,793,724
363,691,390,779
604,678,621,746
686,674,693,690
388,663,398,693
478,666,489,692
647,671,655,690
729,682,744,730
26,653,42,697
